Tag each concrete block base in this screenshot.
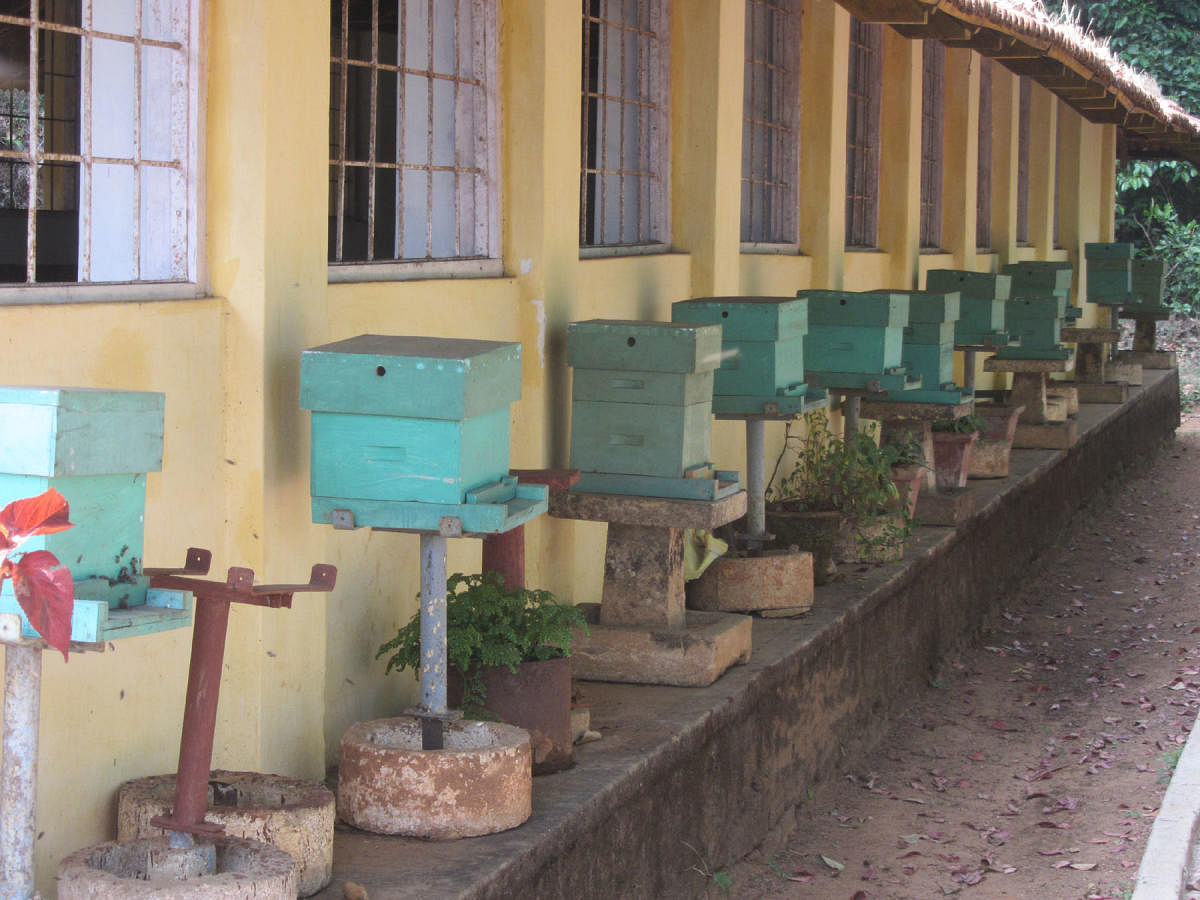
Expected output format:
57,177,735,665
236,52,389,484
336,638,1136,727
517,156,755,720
1117,349,1176,370
118,771,334,897
1046,384,1079,416
1109,361,1143,386
915,488,976,526
1014,420,1078,449
686,550,813,614
57,836,297,898
968,438,1012,478
337,718,532,838
1074,381,1129,404
570,604,752,686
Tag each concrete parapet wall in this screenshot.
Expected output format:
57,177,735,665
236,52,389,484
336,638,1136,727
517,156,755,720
322,369,1180,899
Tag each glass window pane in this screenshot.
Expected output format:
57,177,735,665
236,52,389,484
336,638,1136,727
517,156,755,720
40,29,79,156
39,0,80,27
141,45,174,161
93,0,136,35
91,38,135,159
36,161,77,281
89,163,135,281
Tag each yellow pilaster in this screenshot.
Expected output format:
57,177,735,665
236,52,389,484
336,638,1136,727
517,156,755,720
799,0,849,288
878,29,921,288
671,0,745,297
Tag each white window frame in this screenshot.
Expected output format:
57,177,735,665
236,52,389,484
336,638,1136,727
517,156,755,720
741,0,801,250
327,0,501,281
0,0,204,305
579,0,671,254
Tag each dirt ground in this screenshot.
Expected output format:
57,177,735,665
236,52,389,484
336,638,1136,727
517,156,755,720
726,363,1200,899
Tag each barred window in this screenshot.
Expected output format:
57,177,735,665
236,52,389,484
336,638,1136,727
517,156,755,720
919,40,944,250
1016,74,1031,245
329,0,499,267
741,0,800,246
845,17,881,248
580,0,669,249
976,56,992,249
0,0,199,287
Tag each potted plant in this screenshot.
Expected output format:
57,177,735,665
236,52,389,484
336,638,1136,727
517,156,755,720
766,412,913,576
886,436,927,519
930,413,985,490
376,571,588,774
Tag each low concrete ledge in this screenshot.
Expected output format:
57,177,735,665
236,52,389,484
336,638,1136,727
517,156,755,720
316,369,1181,899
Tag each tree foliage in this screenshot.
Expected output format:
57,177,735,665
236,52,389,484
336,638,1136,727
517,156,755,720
1048,0,1200,311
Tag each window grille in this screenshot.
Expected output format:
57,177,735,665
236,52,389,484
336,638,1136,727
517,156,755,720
0,0,197,286
919,40,944,250
976,56,992,249
580,0,669,249
741,0,799,246
845,17,881,248
1016,74,1031,244
329,0,498,265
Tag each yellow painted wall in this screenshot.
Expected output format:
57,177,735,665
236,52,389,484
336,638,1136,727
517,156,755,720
5,0,1122,892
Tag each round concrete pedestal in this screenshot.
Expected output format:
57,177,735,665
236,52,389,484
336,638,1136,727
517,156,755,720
57,836,296,898
338,716,531,838
117,771,334,896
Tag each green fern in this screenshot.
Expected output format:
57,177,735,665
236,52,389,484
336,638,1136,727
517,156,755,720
376,571,587,713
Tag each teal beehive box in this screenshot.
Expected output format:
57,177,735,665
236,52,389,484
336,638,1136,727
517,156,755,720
0,386,191,642
566,320,737,499
1124,258,1168,316
993,296,1071,360
301,335,547,534
1084,243,1134,305
873,290,970,404
798,291,920,392
925,269,1015,349
670,296,828,415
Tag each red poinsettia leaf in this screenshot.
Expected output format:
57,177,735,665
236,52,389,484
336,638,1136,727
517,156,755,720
0,489,72,550
10,550,74,661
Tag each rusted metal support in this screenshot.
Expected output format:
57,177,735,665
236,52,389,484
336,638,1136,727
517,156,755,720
1,641,40,899
168,596,232,835
481,470,581,589
146,550,336,842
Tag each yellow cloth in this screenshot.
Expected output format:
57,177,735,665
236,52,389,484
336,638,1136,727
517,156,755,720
682,528,729,581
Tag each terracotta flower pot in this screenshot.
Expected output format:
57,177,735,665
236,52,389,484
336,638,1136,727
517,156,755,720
931,431,979,490
448,656,574,775
890,464,924,519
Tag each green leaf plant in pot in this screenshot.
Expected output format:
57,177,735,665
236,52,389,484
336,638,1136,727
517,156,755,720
930,413,986,491
765,411,913,581
376,571,588,774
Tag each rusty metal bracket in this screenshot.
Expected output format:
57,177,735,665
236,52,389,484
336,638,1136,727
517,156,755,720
148,552,337,840
143,547,212,578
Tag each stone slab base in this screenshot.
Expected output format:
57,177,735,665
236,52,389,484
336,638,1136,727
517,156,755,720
915,488,976,526
1014,420,1078,449
570,604,752,686
1074,382,1129,404
1117,349,1176,370
686,550,813,614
